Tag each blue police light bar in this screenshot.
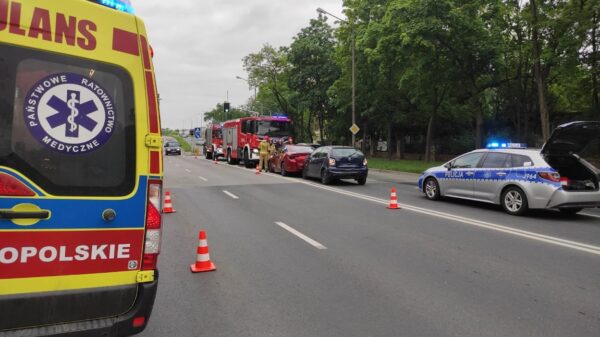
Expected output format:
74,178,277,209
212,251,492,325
271,114,289,119
89,0,135,13
486,142,527,149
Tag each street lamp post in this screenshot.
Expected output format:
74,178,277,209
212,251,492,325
317,7,356,148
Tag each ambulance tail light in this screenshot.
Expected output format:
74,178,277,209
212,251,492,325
538,172,561,183
143,180,162,270
0,173,35,197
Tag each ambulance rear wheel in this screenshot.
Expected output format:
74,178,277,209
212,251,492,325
227,151,234,165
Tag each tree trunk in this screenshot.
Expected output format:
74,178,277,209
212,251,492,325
531,0,551,140
387,123,393,160
362,122,368,153
475,100,484,149
399,135,405,159
306,110,313,143
424,115,435,162
318,111,324,143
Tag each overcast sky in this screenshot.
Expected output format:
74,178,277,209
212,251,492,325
134,0,344,130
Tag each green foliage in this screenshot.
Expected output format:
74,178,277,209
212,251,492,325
288,16,340,142
203,102,249,123
234,0,600,156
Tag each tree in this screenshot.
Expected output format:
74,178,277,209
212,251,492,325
288,16,340,142
203,102,248,123
242,44,292,116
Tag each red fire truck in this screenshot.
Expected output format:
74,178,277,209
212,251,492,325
223,116,293,168
203,123,224,160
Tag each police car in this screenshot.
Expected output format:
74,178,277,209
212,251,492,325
418,121,600,215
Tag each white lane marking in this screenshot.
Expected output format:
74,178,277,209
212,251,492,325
185,169,191,173
222,190,239,199
198,176,208,182
275,221,327,250
581,213,600,219
212,160,600,255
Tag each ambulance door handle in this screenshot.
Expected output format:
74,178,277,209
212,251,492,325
0,210,50,219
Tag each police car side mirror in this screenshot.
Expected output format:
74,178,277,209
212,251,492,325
444,163,453,170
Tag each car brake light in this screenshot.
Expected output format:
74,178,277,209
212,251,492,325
328,158,336,166
143,180,162,270
132,316,146,328
538,172,560,183
560,177,571,186
0,173,35,197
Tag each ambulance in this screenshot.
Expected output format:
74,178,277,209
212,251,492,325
0,0,163,336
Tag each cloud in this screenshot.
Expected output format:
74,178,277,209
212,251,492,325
134,0,343,129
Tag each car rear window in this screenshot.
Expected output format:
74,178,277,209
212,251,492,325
287,145,314,153
332,148,363,157
0,44,135,196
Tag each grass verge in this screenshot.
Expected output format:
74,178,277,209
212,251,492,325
367,157,444,174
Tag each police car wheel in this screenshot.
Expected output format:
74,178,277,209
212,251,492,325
424,178,441,200
501,187,528,216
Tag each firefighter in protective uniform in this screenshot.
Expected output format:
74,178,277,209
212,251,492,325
258,136,271,172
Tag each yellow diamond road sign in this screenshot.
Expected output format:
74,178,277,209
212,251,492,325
349,124,360,135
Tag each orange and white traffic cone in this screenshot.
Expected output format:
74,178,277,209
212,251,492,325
387,187,401,209
190,231,216,273
163,191,176,213
255,164,260,175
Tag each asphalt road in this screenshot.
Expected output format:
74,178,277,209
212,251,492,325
141,153,600,337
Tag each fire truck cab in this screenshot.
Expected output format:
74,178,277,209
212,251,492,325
223,116,293,168
203,123,223,160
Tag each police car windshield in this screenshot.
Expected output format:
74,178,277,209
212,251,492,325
256,120,292,137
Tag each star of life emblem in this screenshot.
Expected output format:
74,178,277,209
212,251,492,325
24,73,116,155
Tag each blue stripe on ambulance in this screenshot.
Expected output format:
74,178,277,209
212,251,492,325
0,176,148,230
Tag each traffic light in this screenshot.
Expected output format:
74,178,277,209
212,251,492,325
224,102,230,114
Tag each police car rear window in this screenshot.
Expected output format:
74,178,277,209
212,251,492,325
0,44,135,196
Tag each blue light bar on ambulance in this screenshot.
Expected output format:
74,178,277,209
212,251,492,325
486,142,527,149
89,0,135,13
